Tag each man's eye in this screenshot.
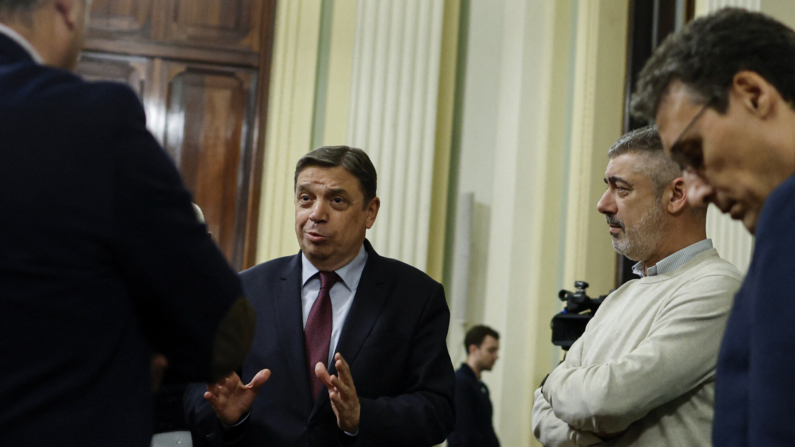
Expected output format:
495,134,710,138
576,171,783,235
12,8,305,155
299,195,311,201
672,139,704,171
332,197,344,204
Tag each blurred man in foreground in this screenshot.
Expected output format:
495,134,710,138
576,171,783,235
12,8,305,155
447,325,501,447
532,126,741,446
0,1,254,445
632,8,795,445
185,146,455,446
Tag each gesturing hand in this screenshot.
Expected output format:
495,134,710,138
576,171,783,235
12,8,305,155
204,369,271,425
315,353,360,433
150,353,168,392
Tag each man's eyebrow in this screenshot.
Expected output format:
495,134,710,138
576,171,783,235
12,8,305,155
606,175,630,185
325,187,351,197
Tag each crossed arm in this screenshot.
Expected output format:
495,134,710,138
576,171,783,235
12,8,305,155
532,277,736,446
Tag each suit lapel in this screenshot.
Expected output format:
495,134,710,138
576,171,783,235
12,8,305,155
273,253,313,409
310,240,388,417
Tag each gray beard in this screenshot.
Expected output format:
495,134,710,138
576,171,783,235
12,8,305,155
612,200,666,262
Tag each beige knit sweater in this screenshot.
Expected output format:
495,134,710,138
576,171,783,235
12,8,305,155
532,248,742,447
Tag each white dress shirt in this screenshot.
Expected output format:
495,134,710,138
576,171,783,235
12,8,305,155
0,23,43,64
301,244,368,366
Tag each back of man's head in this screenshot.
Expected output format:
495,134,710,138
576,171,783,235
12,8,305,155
294,146,378,208
464,325,499,354
0,0,89,71
631,7,795,121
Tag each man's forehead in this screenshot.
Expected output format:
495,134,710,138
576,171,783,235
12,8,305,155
606,152,641,176
606,152,659,185
296,166,357,189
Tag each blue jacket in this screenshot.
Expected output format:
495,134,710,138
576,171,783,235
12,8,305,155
714,173,795,446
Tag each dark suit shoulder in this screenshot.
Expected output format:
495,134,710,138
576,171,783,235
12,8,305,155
1,65,144,149
240,254,296,278
239,254,297,291
374,253,441,289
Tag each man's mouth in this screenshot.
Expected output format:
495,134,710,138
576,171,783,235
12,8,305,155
306,231,329,242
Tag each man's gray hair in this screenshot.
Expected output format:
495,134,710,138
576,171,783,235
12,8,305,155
608,125,682,194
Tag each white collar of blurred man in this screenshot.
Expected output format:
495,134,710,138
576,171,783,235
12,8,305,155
294,147,380,273
466,335,499,380
597,127,708,276
631,9,795,236
0,0,91,71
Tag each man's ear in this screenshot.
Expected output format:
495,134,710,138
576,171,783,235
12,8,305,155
467,344,478,356
365,197,380,229
667,177,688,214
732,70,777,119
53,0,78,30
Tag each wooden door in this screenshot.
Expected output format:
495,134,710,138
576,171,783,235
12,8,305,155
156,61,258,268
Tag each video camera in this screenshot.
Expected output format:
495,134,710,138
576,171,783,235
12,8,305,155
551,281,609,350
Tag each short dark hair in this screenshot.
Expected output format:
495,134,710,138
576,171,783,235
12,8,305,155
0,0,46,18
631,8,795,122
294,146,378,207
608,125,681,194
464,325,499,354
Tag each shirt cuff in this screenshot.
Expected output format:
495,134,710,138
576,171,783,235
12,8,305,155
220,410,250,430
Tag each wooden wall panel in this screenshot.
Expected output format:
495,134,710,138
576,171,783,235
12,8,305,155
159,63,257,269
88,0,153,40
76,52,149,98
156,0,262,53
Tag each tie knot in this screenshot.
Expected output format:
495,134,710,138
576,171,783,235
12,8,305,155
318,271,340,291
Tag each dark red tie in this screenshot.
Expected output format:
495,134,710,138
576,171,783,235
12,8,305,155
305,271,339,400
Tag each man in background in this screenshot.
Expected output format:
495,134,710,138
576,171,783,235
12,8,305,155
0,1,255,446
532,126,742,446
185,146,455,446
632,9,795,445
447,325,501,447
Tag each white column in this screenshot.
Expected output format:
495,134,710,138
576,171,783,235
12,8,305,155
256,0,323,263
346,0,445,270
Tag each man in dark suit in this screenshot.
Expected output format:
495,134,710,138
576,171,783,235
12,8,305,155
447,325,501,447
0,1,255,446
185,146,456,446
631,8,795,446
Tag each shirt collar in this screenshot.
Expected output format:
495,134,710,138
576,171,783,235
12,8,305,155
632,238,714,278
0,23,43,64
301,243,368,290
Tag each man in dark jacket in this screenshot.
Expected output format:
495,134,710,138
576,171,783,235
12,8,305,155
448,325,501,447
0,1,255,445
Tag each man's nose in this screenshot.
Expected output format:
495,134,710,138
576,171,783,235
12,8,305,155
683,169,715,206
597,189,614,214
309,200,328,222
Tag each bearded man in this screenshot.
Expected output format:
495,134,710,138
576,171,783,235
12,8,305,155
532,125,742,447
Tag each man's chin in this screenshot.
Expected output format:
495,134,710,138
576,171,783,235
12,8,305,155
741,214,757,235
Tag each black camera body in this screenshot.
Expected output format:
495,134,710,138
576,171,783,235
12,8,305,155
551,281,609,350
